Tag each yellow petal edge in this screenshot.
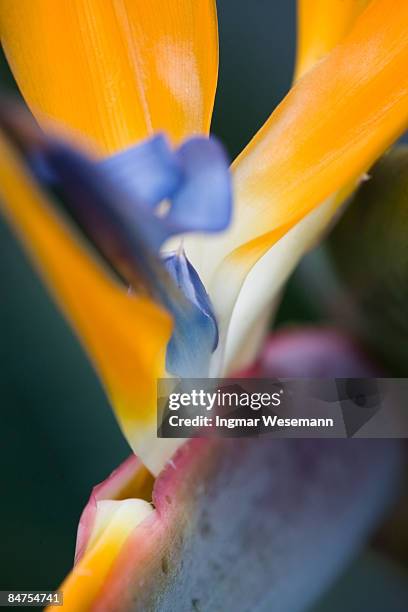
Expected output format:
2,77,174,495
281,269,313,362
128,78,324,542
47,499,153,611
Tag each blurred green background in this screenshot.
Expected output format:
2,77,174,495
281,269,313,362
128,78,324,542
0,1,407,609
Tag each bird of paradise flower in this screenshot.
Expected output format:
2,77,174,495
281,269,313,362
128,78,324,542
0,0,407,610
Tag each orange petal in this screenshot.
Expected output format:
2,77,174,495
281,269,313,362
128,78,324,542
0,126,175,473
0,0,218,154
295,0,372,79
230,0,408,264
198,0,408,373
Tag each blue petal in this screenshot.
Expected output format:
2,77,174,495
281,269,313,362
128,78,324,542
31,141,168,287
168,137,232,234
28,134,227,378
30,143,219,377
100,135,232,245
28,151,58,185
0,102,227,378
163,249,219,350
162,249,219,377
99,134,181,209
